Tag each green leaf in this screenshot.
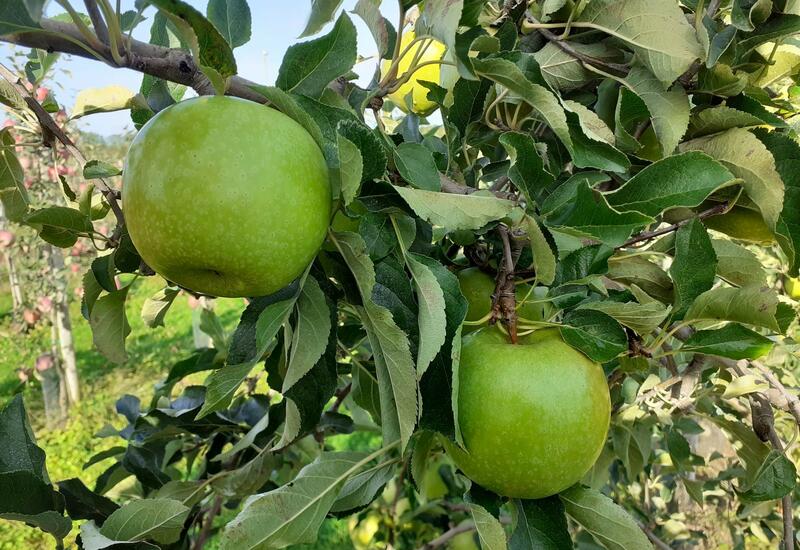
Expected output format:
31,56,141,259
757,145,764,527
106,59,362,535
89,287,131,365
576,0,703,87
352,0,393,57
681,324,774,360
277,12,357,98
81,521,157,549
670,219,717,319
687,106,765,138
83,159,122,179
561,309,628,363
545,181,653,247
560,485,652,550
405,251,447,378
680,128,784,231
606,152,736,216
0,131,29,221
519,215,556,286
25,206,93,248
751,129,800,277
732,0,772,31
71,85,138,118
220,448,395,549
0,471,71,543
554,244,613,286
509,497,571,550
470,502,508,550
394,143,441,191
336,132,363,206
738,14,800,53
99,498,189,545
607,255,673,304
332,232,417,450
534,42,613,91
141,286,180,328
150,0,237,91
472,56,574,156
711,239,767,287
331,459,396,514
611,65,690,157
417,0,463,52
739,450,797,502
300,0,344,38
578,299,670,335
0,78,26,111
394,186,515,231
685,285,781,332
499,132,554,207
207,0,252,48
283,276,332,392
0,394,49,480
0,1,41,35
199,295,297,416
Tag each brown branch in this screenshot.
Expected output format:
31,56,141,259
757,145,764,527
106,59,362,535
83,0,109,44
329,382,352,414
618,202,728,249
528,16,629,75
0,17,265,102
752,362,800,428
192,495,223,550
0,62,126,237
419,522,476,550
491,225,518,343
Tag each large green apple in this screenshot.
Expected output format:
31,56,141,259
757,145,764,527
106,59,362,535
122,96,330,297
457,267,551,332
444,328,610,499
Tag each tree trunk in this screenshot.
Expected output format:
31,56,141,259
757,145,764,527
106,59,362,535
48,246,80,404
0,204,24,310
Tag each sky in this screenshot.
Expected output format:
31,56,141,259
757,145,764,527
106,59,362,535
0,0,400,136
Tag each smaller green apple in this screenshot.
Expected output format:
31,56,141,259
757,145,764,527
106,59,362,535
785,276,800,300
457,267,551,332
448,529,479,550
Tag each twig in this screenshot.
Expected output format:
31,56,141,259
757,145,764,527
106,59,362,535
419,522,476,550
528,16,629,74
0,63,126,237
619,202,728,249
1,17,265,102
84,0,109,45
636,521,673,550
192,495,223,550
329,383,352,413
491,225,519,343
753,362,800,428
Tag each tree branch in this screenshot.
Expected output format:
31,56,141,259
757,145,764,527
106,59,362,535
528,16,629,75
83,0,109,45
618,202,728,249
419,522,476,550
0,17,265,102
0,62,126,237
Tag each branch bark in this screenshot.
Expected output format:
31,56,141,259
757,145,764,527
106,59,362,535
619,202,728,249
1,18,265,102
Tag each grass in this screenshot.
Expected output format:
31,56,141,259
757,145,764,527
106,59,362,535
0,272,250,549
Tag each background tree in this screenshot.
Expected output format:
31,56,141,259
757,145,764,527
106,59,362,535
0,1,799,549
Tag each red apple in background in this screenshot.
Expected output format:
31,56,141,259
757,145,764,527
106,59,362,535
35,354,54,372
24,177,34,189
46,166,57,181
37,296,53,314
23,308,41,326
2,119,13,128
0,230,15,248
70,263,81,274
35,87,49,102
19,157,31,169
16,369,30,383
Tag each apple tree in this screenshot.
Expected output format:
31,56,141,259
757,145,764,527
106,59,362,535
0,0,800,548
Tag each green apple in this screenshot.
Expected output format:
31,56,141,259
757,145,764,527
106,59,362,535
122,96,330,297
785,276,800,299
448,529,479,550
457,267,551,331
444,328,610,499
